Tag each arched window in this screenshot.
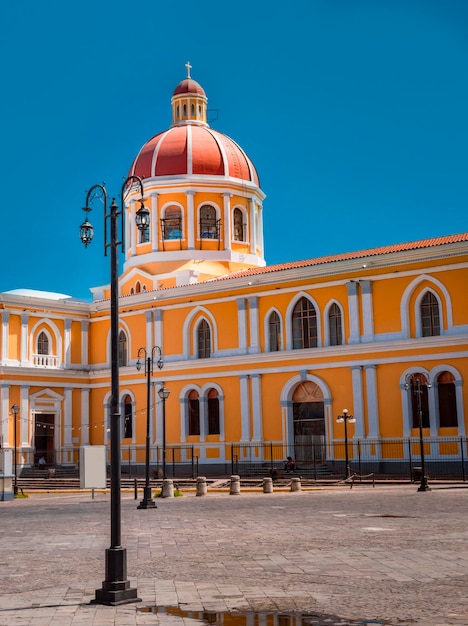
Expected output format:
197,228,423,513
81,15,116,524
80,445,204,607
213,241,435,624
421,292,440,337
437,371,458,427
197,320,211,358
37,331,49,355
135,282,141,294
123,395,132,439
292,297,317,349
233,208,245,241
199,205,218,239
409,374,430,428
328,303,343,346
207,388,220,435
118,331,128,367
188,390,200,435
162,206,182,240
268,311,281,352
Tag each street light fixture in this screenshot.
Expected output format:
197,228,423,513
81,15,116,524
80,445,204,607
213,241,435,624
405,373,432,492
336,408,355,478
80,175,146,606
11,404,19,496
136,346,163,509
158,385,170,479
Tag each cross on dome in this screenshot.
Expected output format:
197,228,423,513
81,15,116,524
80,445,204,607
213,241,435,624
185,61,192,78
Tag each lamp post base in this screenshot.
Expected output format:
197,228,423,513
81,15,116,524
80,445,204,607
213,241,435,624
417,478,431,492
137,486,157,509
91,548,140,606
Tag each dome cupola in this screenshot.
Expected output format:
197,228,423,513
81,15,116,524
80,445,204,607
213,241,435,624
171,61,208,127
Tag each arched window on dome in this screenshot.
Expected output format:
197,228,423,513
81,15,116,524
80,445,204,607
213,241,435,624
161,206,182,247
233,208,245,242
199,205,220,248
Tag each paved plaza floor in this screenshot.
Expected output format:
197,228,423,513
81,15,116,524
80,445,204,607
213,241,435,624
1,484,468,625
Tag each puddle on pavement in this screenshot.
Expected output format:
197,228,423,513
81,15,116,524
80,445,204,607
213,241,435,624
136,606,385,626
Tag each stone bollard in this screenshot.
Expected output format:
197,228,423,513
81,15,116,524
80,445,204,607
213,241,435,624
230,475,241,495
196,476,208,496
290,477,301,492
161,478,174,498
263,477,273,493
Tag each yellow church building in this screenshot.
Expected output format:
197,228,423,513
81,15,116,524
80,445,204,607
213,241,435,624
1,66,467,497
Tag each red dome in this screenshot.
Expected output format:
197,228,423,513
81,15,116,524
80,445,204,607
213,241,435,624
129,125,259,185
173,78,206,97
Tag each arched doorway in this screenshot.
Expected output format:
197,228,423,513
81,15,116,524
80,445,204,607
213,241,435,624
292,382,325,462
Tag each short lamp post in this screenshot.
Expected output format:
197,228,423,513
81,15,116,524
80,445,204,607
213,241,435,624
136,346,163,509
80,175,148,606
405,373,431,492
158,385,170,479
336,408,355,478
11,404,19,496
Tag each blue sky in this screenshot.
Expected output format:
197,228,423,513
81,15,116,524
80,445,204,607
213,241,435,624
1,1,467,301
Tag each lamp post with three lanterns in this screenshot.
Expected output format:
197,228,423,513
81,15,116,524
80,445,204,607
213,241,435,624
136,346,163,509
79,175,149,606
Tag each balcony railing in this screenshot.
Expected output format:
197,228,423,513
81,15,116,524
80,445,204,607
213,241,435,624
32,354,59,368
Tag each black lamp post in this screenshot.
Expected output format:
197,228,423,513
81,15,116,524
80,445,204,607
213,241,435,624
80,176,147,605
405,373,431,492
136,346,163,509
158,385,170,479
11,404,19,496
336,408,355,478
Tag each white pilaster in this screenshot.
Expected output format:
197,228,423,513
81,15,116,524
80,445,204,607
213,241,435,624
64,319,72,367
81,320,89,366
346,282,360,344
146,311,153,352
350,366,364,438
20,386,29,446
186,191,195,249
251,374,263,441
237,299,248,353
360,280,374,342
364,364,379,437
81,388,90,445
1,312,9,363
223,192,232,251
130,200,136,256
248,297,260,354
239,375,250,441
151,193,159,251
249,197,256,255
154,310,163,350
1,385,10,445
21,314,28,365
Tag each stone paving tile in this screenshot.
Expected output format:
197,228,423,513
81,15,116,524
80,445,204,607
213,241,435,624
1,486,468,624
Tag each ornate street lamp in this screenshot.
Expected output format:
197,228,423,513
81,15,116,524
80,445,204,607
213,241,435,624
336,408,355,478
405,373,432,492
11,404,19,496
136,346,163,509
158,385,170,479
80,175,146,606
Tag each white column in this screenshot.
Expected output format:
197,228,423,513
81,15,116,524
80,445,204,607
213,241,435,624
130,200,137,256
145,311,153,352
346,282,360,344
223,192,231,251
64,319,72,367
199,397,207,441
364,364,380,437
251,374,263,441
81,320,89,366
150,193,159,251
239,375,250,441
360,280,374,342
0,384,10,445
350,366,364,438
237,299,248,353
248,297,260,354
249,197,257,255
1,312,9,363
64,387,72,448
20,386,29,447
257,202,265,258
186,190,195,249
21,314,28,365
154,310,163,350
454,380,466,436
81,388,90,445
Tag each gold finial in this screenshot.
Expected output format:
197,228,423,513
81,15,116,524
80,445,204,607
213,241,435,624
185,61,192,79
